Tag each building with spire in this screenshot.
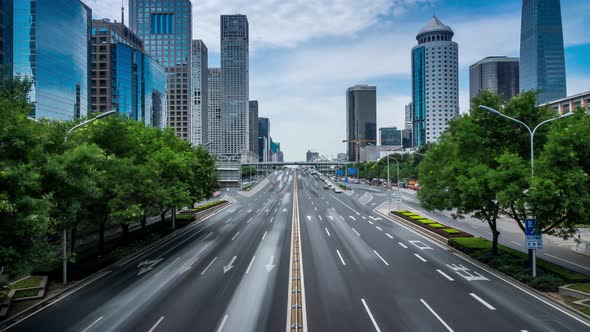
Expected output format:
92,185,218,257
411,16,459,147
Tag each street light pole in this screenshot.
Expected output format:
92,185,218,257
479,105,573,277
62,110,116,285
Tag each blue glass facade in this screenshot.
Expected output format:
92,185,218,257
520,0,566,104
6,0,91,120
412,46,426,147
144,55,167,129
113,44,142,121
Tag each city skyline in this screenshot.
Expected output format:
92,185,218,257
83,0,590,160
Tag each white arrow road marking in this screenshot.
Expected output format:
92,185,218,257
137,258,164,276
201,257,217,275
154,257,180,277
265,256,276,272
223,256,237,273
246,256,256,274
328,216,334,221
306,216,312,221
262,231,267,240
349,216,356,221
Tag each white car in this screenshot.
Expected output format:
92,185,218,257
333,187,342,193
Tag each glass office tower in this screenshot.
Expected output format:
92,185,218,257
220,14,249,156
346,85,377,162
130,0,192,139
470,56,519,104
520,0,566,104
3,0,91,120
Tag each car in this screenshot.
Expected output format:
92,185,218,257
333,187,343,193
323,184,329,190
353,179,360,184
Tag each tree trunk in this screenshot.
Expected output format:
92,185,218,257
140,215,147,233
491,230,500,255
159,207,168,224
120,223,129,240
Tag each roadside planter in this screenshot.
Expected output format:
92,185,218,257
391,210,472,239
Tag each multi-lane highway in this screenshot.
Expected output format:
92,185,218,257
3,169,590,331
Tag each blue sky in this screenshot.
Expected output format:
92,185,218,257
88,0,590,161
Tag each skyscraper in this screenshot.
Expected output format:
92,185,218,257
191,40,208,146
412,16,459,147
346,85,377,162
248,100,259,156
258,117,270,162
379,127,402,146
470,56,519,104
220,14,249,156
208,68,222,155
404,102,414,148
2,0,91,120
129,0,192,140
90,19,167,127
520,0,566,104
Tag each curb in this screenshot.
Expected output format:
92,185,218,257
374,207,590,325
0,200,234,329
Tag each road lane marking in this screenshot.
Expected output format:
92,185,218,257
336,250,346,266
420,299,454,332
314,207,318,211
245,255,256,275
352,228,360,237
362,216,367,220
446,263,489,281
339,216,345,221
225,217,233,224
409,240,432,250
469,293,496,310
201,257,217,275
247,209,253,213
361,299,382,332
376,226,383,231
216,314,228,332
154,257,181,277
275,208,278,213
330,194,361,215
544,253,590,271
262,231,267,240
373,250,389,266
270,217,274,223
367,220,374,225
203,232,214,241
511,241,522,246
386,233,394,239
81,317,103,332
231,232,240,241
398,242,408,248
325,228,331,237
318,215,323,221
328,216,334,221
148,316,165,332
247,218,252,224
437,269,455,281
349,216,356,221
306,216,312,221
414,254,428,262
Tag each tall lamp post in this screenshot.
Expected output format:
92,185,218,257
63,110,116,284
369,144,402,212
479,105,573,277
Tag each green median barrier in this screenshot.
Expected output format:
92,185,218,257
175,214,192,220
429,223,445,228
443,228,461,234
419,219,436,224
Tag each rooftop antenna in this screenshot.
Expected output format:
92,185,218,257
121,0,125,25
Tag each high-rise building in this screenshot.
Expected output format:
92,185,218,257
208,68,222,155
306,150,320,162
1,0,91,120
520,0,566,104
248,101,259,156
379,127,402,146
129,0,192,139
412,16,459,147
470,56,519,104
90,19,167,127
220,14,249,156
258,117,270,162
346,85,377,162
191,40,208,146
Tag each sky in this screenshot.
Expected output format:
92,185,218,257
86,0,590,161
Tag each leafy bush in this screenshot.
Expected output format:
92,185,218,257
175,214,192,220
13,288,39,299
419,219,436,224
443,228,461,234
429,223,445,228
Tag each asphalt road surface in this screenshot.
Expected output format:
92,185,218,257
3,170,589,332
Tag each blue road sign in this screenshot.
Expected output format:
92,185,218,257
347,168,357,175
335,170,344,176
525,218,543,249
344,177,349,183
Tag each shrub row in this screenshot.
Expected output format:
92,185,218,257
392,210,473,239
